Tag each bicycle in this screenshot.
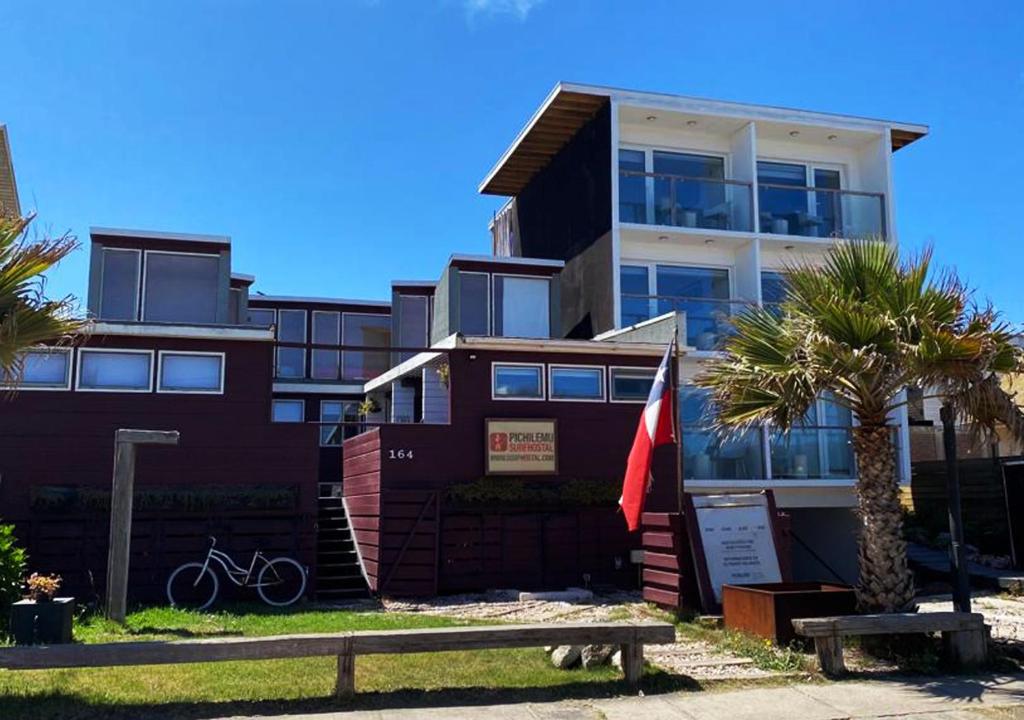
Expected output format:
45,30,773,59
166,536,307,610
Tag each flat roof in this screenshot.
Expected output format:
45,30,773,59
90,227,232,245
449,253,564,269
479,82,930,196
249,294,391,308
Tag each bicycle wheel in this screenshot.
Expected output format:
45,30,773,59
256,557,307,606
167,562,219,610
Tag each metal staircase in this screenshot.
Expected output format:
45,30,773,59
315,483,371,600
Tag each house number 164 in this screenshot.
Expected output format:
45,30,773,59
388,449,414,460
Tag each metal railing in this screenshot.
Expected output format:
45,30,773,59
757,183,886,240
768,426,856,480
619,170,754,232
272,342,438,384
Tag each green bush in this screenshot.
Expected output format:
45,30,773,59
0,522,27,615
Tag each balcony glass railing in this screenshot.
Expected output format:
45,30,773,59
683,427,765,480
758,184,885,240
620,294,750,351
769,426,856,479
619,171,754,232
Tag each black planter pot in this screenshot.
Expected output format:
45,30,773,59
10,597,75,645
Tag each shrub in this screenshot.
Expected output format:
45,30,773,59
0,522,27,614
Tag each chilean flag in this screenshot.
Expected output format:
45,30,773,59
619,341,676,531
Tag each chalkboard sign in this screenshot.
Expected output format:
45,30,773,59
684,492,785,610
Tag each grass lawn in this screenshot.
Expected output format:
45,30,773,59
0,604,693,720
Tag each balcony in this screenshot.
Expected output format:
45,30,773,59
769,426,856,480
758,184,885,240
619,170,754,232
621,294,749,351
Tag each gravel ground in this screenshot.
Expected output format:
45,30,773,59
919,592,1024,644
382,589,780,680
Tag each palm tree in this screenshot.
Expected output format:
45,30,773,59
697,240,1024,613
0,213,85,382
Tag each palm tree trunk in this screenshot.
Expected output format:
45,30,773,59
851,424,916,613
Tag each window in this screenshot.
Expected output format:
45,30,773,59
397,294,429,361
620,265,650,327
681,387,763,480
758,161,844,238
770,395,855,479
320,400,360,445
342,313,390,381
143,252,220,323
761,271,787,306
492,363,544,400
248,308,275,327
458,272,490,336
652,151,726,227
272,399,304,423
609,367,656,402
549,365,604,401
276,309,306,379
77,350,153,392
656,265,730,350
311,311,340,380
99,248,140,320
618,149,647,223
493,275,550,338
0,348,71,390
158,352,224,393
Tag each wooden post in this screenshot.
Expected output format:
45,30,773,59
620,642,644,688
814,635,846,676
943,628,988,669
335,637,355,698
105,429,179,623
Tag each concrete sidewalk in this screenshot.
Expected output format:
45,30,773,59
224,675,1024,720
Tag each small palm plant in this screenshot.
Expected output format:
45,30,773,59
0,214,85,383
697,240,1024,613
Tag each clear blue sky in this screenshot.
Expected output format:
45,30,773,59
6,1,1023,324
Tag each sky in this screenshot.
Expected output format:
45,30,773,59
4,0,1024,325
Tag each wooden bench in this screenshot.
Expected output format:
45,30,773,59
0,621,676,697
792,612,988,676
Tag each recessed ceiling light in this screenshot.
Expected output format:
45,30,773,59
828,134,838,141
686,120,698,126
784,244,795,250
704,238,715,244
646,115,657,122
789,130,800,137
657,235,670,241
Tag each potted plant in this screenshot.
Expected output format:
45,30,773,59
10,573,74,645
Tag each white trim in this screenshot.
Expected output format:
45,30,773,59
450,253,564,269
491,361,545,401
608,365,657,403
98,247,142,321
140,249,222,324
547,364,606,402
251,295,391,308
156,350,225,395
0,347,73,391
91,322,273,342
75,348,154,393
90,227,231,245
455,334,671,356
311,309,341,381
273,382,366,394
458,270,491,336
271,398,305,423
363,351,444,393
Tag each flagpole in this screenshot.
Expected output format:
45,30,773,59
673,329,684,517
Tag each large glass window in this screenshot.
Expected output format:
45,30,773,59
320,400,360,445
620,265,651,327
143,252,220,323
158,352,223,393
609,367,656,402
276,309,306,379
618,149,647,223
656,266,731,350
458,272,490,336
0,348,71,389
760,270,787,306
681,387,763,480
653,152,726,227
770,396,855,479
549,366,604,401
248,307,275,327
493,364,543,400
342,313,390,381
78,350,152,392
271,399,304,423
493,275,550,338
311,311,340,380
397,294,429,361
99,248,140,320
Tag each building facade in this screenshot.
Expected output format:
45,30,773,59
1,83,928,600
